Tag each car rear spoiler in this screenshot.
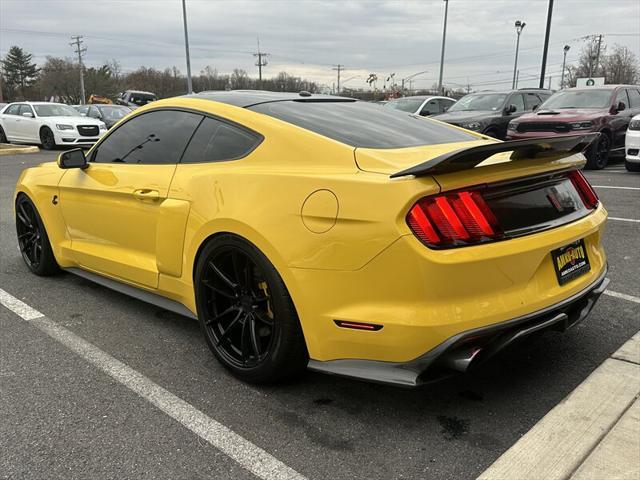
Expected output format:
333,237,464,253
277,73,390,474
389,133,599,178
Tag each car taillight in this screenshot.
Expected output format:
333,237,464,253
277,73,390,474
407,189,502,248
568,170,599,209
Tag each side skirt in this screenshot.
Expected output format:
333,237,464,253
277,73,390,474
65,267,197,320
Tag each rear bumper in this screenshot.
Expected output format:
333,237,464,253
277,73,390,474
308,268,609,387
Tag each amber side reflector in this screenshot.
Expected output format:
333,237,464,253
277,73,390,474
334,320,383,331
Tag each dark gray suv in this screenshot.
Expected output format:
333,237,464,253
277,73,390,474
432,89,552,139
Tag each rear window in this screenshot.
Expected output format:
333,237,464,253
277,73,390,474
249,100,476,149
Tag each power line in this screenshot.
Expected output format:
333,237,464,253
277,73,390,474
69,35,86,104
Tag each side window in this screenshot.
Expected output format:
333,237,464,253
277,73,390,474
181,116,261,164
625,89,640,108
615,89,629,108
524,93,541,110
88,107,101,118
93,110,202,164
441,98,455,112
5,104,21,115
18,105,34,116
420,100,440,116
77,106,88,115
509,94,526,112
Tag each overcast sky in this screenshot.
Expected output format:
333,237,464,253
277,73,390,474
1,0,639,92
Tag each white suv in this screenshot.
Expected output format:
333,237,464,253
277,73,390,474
626,114,640,172
0,102,106,150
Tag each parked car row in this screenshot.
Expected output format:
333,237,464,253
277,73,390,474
389,84,639,170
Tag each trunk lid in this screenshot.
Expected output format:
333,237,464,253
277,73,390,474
357,134,600,248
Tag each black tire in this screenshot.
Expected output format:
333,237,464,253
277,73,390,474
39,127,56,150
15,194,60,276
625,160,640,172
585,133,610,170
0,126,7,143
194,234,308,384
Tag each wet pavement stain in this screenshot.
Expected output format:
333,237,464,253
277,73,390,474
437,415,469,440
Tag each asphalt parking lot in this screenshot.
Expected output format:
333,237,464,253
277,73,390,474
1,151,638,480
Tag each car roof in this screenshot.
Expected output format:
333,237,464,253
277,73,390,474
190,90,353,108
6,101,67,106
388,95,455,101
565,85,633,92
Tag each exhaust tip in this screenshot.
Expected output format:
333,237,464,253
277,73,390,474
440,346,483,372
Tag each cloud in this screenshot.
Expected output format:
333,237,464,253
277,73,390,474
1,0,638,91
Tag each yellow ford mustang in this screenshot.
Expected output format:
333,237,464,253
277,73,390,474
14,91,609,386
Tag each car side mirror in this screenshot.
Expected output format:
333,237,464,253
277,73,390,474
22,112,34,118
58,148,88,169
504,104,517,115
617,101,626,112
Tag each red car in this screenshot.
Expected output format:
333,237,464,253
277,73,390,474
507,85,640,169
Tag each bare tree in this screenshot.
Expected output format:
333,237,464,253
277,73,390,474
601,45,639,85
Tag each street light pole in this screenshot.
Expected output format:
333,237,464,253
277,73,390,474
560,44,570,89
512,20,526,89
539,0,554,88
181,0,193,94
437,0,449,95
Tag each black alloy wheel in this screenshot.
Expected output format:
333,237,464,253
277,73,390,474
586,133,610,170
40,127,56,150
15,195,59,275
195,235,308,383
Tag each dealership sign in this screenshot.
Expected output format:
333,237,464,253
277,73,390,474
576,77,605,87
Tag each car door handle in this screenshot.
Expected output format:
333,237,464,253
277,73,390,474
133,189,160,201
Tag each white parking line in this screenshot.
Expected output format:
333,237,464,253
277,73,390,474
0,288,306,480
604,290,640,304
592,185,640,190
608,217,640,223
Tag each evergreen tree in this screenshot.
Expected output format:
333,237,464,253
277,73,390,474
1,46,39,100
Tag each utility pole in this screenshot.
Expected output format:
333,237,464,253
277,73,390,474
333,64,344,94
253,37,269,89
512,20,526,89
181,0,193,93
547,75,552,89
516,70,520,88
69,35,86,104
539,0,554,88
561,44,570,88
437,0,449,95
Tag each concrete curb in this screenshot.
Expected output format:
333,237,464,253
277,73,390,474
0,144,40,155
478,331,640,480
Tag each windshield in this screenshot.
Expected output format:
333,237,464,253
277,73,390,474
540,90,612,109
385,98,426,113
249,100,476,149
448,93,507,112
99,106,132,120
33,104,82,117
129,94,156,106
